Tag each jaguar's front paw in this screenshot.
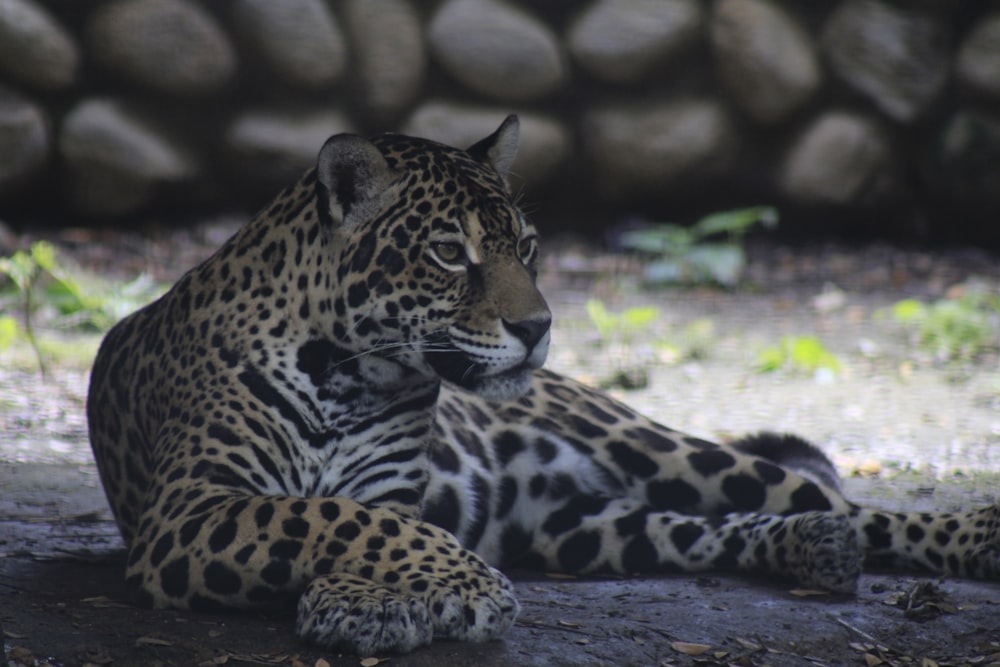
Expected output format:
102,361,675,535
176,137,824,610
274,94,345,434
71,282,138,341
296,574,433,655
788,513,862,593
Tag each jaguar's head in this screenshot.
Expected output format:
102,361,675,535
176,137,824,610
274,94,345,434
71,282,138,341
315,116,551,402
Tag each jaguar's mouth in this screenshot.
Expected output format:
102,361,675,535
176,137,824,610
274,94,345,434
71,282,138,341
425,348,486,390
425,348,537,402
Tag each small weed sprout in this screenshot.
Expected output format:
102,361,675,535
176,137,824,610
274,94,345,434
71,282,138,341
888,289,999,362
0,241,165,377
585,300,716,389
756,335,842,379
618,206,778,286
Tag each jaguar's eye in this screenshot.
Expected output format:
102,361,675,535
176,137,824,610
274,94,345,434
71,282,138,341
432,242,466,265
517,236,537,263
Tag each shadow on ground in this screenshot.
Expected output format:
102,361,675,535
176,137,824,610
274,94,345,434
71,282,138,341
2,463,999,667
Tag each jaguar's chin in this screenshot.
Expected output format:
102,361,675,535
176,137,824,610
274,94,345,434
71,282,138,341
468,366,534,403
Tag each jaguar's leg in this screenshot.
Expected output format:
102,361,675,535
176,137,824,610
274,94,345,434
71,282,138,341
854,504,1000,579
127,487,519,655
502,496,862,592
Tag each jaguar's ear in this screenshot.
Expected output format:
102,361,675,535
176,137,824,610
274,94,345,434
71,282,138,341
467,115,520,178
316,134,397,228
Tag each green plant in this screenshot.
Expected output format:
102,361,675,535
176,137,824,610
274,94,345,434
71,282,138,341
618,206,778,286
756,335,842,377
0,241,165,376
585,299,661,390
888,291,999,361
585,299,660,344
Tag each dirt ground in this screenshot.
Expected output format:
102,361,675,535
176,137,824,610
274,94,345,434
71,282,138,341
2,224,1000,666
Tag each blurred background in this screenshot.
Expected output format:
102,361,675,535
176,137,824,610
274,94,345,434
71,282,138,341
1,0,999,246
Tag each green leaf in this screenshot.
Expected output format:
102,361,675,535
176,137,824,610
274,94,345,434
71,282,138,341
0,315,19,351
684,244,746,286
691,206,779,240
892,298,925,323
618,225,693,254
621,306,659,330
586,299,618,340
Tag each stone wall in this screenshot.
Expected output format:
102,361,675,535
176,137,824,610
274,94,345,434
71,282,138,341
2,0,999,244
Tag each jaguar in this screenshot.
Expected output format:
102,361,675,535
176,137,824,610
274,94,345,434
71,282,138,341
88,116,1000,656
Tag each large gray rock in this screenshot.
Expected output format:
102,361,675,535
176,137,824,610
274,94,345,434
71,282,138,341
0,85,49,196
402,102,570,186
343,0,425,123
581,99,737,196
428,0,566,101
58,99,198,216
955,12,1000,103
778,111,895,206
86,0,236,97
0,0,78,91
821,0,950,124
224,108,352,187
231,0,346,91
567,0,703,84
711,0,820,125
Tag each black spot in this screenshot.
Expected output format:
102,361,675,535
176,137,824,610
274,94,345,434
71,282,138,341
283,517,310,539
789,483,834,512
934,530,951,547
464,474,492,549
296,339,335,385
622,534,658,572
647,478,702,511
557,530,601,571
326,541,348,557
261,560,292,586
586,401,619,425
670,522,705,554
635,427,678,453
320,501,340,522
722,474,767,510
906,524,925,542
380,518,401,537
499,524,533,565
234,544,256,564
607,441,659,478
422,485,460,535
712,534,746,569
160,556,190,598
334,521,361,541
150,531,174,567
204,561,242,595
376,246,406,276
614,508,650,537
347,281,369,308
534,438,558,463
207,423,241,447
496,477,518,520
924,547,944,569
350,237,375,272
179,515,210,547
269,539,303,560
528,474,547,498
864,522,892,550
209,520,238,553
542,496,608,537
568,414,608,438
429,443,461,473
255,503,275,528
688,449,737,476
494,431,525,465
753,460,787,485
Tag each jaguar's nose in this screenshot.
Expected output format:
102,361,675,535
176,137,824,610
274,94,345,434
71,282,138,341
502,315,552,350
